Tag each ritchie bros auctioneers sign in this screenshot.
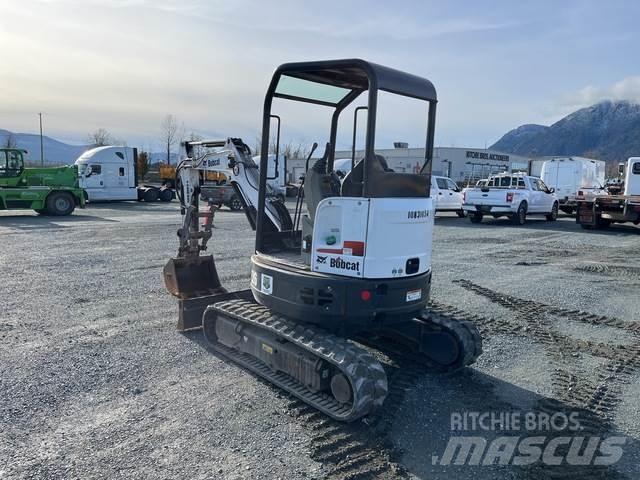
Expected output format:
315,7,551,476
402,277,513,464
466,151,510,162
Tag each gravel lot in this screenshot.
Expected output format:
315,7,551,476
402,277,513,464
1,202,639,479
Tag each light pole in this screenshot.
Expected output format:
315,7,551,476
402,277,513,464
38,113,44,166
441,159,451,177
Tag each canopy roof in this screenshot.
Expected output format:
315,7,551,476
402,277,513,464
272,58,437,107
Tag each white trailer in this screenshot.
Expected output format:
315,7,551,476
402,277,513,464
540,157,605,214
75,146,173,202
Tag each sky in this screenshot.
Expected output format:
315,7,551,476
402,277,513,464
1,0,640,152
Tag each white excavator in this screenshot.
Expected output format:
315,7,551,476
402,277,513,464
163,59,482,421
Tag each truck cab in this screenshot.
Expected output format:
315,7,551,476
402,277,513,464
0,149,25,182
76,146,138,201
431,175,465,216
623,157,640,196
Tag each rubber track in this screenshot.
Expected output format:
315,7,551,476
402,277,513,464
278,305,484,479
206,299,388,422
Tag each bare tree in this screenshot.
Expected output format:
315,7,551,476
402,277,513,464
254,135,310,160
280,140,310,160
3,133,17,149
137,151,150,181
161,114,179,165
87,128,114,147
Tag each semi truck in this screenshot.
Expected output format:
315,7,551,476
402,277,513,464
0,148,85,215
75,146,173,202
576,157,640,229
540,157,605,214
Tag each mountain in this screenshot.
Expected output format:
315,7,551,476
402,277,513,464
490,101,640,161
0,129,179,165
0,129,92,165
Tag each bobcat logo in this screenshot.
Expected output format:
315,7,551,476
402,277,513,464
316,255,328,264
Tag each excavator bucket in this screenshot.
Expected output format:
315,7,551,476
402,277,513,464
163,255,227,300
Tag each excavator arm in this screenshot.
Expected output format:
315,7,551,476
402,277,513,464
164,137,291,300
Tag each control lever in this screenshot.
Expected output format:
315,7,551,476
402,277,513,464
294,143,319,235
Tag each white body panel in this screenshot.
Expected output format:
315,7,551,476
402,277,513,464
541,157,605,203
75,146,137,201
463,174,557,215
624,157,640,196
311,197,434,279
431,175,463,211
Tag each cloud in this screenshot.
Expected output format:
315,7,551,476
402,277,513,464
563,76,640,110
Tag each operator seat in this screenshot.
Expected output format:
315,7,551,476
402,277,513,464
304,143,341,221
341,154,394,197
301,143,341,264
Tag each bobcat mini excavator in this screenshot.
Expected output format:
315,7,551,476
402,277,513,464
163,59,482,422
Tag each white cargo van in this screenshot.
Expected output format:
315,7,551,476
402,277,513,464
540,157,605,214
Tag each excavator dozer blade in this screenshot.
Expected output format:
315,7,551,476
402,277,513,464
163,255,227,300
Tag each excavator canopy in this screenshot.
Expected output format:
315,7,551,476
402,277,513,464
271,59,438,106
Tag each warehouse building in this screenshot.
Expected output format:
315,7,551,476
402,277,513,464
285,145,531,185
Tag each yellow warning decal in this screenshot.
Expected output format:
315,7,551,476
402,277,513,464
262,343,274,354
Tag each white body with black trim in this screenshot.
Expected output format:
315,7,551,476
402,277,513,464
76,146,138,201
311,196,434,279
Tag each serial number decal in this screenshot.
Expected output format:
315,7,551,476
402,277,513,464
408,210,429,219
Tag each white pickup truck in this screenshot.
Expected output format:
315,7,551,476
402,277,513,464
463,173,559,225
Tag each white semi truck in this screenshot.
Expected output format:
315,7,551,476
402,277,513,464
540,157,605,214
75,146,173,202
577,157,640,229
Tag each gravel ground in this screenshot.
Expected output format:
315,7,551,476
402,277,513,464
1,203,639,479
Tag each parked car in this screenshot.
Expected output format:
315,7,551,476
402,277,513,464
463,173,559,225
200,184,244,210
431,175,465,217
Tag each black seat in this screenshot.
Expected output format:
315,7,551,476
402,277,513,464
304,143,341,221
342,154,428,198
341,154,394,197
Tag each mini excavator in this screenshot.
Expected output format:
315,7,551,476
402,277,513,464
163,59,482,421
